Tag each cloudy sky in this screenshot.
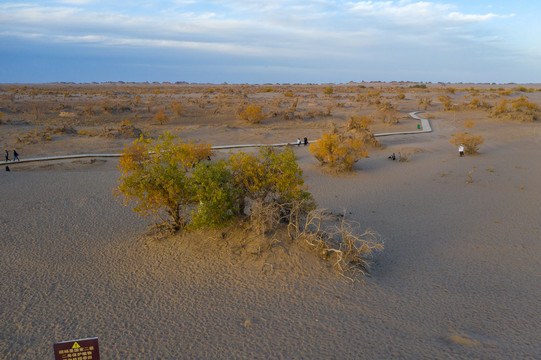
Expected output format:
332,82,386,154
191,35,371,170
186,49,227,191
1,1,539,84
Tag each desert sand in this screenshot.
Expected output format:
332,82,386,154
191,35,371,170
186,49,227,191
0,84,540,359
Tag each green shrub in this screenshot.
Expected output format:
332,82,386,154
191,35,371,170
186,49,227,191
190,160,240,229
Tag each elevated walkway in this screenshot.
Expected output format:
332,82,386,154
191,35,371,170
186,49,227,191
1,112,431,166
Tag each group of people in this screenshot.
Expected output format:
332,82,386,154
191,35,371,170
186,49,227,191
297,137,309,146
5,149,20,162
5,150,20,171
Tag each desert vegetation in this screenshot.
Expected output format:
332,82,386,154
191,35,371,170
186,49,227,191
491,96,540,122
116,134,311,232
450,119,484,155
309,114,381,172
115,133,382,275
310,133,368,172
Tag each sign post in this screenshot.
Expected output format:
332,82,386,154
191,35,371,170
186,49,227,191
53,337,100,360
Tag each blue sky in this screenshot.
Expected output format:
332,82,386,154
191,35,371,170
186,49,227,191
1,1,539,84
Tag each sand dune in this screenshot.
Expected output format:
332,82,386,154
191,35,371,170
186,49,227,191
1,112,540,359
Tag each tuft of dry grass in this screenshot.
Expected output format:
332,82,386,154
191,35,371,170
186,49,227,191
466,168,476,184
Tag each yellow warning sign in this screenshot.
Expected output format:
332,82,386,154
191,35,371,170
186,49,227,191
53,337,100,360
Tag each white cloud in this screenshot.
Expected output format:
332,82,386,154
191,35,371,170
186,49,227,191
54,0,95,4
347,1,509,25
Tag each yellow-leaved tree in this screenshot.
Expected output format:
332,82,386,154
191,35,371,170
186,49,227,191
116,132,212,231
310,133,369,172
154,108,168,124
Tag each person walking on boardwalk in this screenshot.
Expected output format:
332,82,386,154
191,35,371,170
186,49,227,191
303,137,308,146
13,150,19,161
297,138,301,146
4,150,9,162
458,144,465,157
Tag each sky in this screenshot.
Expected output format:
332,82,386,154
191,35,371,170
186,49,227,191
1,0,540,84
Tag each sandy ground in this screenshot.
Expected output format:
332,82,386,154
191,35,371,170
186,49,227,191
1,114,540,359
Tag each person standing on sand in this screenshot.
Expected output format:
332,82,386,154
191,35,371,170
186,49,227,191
459,144,465,157
5,150,9,162
13,150,19,161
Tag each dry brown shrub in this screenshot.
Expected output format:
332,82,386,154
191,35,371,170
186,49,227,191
373,102,400,125
17,125,76,144
289,97,299,112
289,208,383,278
249,200,282,236
463,119,476,129
466,167,476,184
417,96,432,110
154,108,168,124
324,104,334,116
28,101,48,122
346,115,381,148
101,120,142,138
170,100,183,118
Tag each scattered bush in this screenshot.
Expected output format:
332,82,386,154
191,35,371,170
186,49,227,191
154,108,168,124
238,104,265,123
374,102,400,124
101,120,142,138
418,96,432,110
310,133,369,172
450,132,484,155
491,96,540,122
437,95,456,111
463,119,476,129
170,100,183,118
346,115,381,147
